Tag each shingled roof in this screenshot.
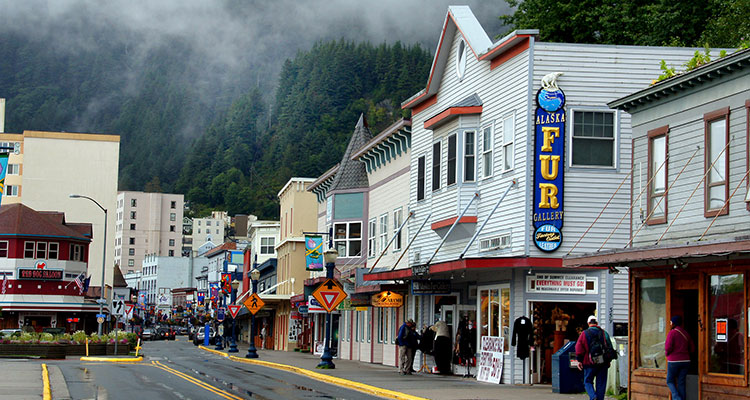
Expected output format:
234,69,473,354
0,203,92,241
328,114,372,192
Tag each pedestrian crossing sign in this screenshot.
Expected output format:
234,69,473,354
312,278,347,313
243,293,265,315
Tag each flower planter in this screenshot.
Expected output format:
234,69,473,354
106,344,131,355
0,343,67,359
87,343,107,355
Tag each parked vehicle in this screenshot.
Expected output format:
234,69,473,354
0,329,22,338
141,328,154,341
193,326,216,346
42,327,66,335
178,326,188,335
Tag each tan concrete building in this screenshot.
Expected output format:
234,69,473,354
274,177,317,351
191,212,227,253
114,191,184,274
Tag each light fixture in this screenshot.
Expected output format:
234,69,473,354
527,268,533,276
231,279,240,291
608,266,620,274
250,268,260,281
461,271,465,278
450,273,454,280
324,249,339,264
673,260,688,270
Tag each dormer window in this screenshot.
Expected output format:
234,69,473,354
456,39,467,80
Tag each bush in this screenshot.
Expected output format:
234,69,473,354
40,333,54,342
72,330,87,344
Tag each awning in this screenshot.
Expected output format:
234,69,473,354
363,257,564,281
0,294,104,312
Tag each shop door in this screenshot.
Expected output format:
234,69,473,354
671,276,699,400
440,305,475,342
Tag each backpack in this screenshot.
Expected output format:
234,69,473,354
585,327,617,365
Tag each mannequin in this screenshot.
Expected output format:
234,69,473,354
512,315,534,383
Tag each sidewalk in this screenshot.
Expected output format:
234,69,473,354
0,359,43,400
202,341,596,400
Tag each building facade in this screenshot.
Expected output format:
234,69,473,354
114,191,184,274
191,213,227,253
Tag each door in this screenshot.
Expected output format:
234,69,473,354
671,276,699,400
440,305,476,342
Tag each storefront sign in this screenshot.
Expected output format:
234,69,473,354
290,310,301,320
716,318,728,342
411,280,451,295
371,291,403,308
527,273,586,294
305,235,324,271
298,305,309,315
533,74,566,252
337,298,355,311
477,336,504,384
308,296,326,313
412,264,429,276
349,295,371,307
17,268,63,280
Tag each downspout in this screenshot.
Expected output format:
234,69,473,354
426,192,479,265
459,180,516,258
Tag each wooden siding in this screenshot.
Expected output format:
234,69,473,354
629,74,750,246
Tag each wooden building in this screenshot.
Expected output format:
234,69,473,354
566,48,750,398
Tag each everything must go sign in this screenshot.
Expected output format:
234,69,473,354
527,273,586,294
477,336,504,384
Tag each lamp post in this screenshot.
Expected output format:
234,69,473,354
69,194,107,336
246,268,260,358
228,279,240,353
317,249,338,369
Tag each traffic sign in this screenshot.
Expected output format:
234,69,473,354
243,293,265,315
112,299,126,316
97,317,104,324
228,305,242,319
124,304,135,320
216,307,226,322
96,313,106,318
312,278,347,313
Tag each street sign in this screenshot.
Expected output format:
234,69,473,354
243,293,265,315
124,304,135,320
312,278,347,313
112,299,126,316
216,307,226,322
96,313,106,318
228,305,242,319
97,317,104,324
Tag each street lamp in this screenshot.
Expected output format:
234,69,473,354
69,194,107,336
317,249,338,369
246,268,260,359
228,279,240,353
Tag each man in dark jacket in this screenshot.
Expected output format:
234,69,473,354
397,319,415,374
575,316,611,400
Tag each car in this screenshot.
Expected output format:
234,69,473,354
141,328,155,341
178,326,188,335
0,329,22,338
193,326,216,346
156,326,176,341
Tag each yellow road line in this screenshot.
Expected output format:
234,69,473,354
198,345,229,357
150,361,243,400
41,363,51,400
80,356,143,363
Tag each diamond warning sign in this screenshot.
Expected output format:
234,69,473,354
243,293,265,315
311,278,347,313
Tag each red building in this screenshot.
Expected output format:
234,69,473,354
0,203,100,333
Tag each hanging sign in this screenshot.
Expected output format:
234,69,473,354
221,273,232,295
716,318,728,343
411,280,451,295
370,291,403,308
533,73,566,252
197,291,205,304
305,235,324,271
0,152,7,208
477,336,504,384
216,307,226,322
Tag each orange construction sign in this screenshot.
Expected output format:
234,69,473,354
243,293,265,315
312,278,347,313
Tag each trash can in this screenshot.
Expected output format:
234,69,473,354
551,340,584,393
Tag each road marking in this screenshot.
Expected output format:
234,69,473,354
41,363,51,400
150,361,243,400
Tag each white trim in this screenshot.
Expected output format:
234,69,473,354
567,107,619,170
463,129,477,182
481,122,494,179
477,284,511,355
501,112,515,172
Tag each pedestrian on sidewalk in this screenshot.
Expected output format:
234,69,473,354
431,320,452,375
665,315,693,400
407,321,421,373
397,319,415,374
575,316,613,400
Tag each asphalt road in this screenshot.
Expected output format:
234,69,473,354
46,338,384,400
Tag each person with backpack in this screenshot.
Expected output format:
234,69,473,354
665,315,694,400
397,319,416,375
575,315,614,400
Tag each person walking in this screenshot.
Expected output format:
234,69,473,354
665,315,693,400
397,319,414,375
406,321,420,374
575,315,612,400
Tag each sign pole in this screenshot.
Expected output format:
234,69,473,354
316,250,338,369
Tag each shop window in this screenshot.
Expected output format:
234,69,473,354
704,107,730,217
708,273,745,375
479,286,510,352
392,208,403,252
334,222,362,258
432,141,441,191
367,219,377,258
48,243,58,260
366,309,371,343
571,110,616,167
447,134,457,186
417,156,425,201
0,241,7,258
377,308,384,343
638,278,666,369
379,214,388,255
464,130,476,182
648,126,668,224
482,124,493,178
356,311,362,342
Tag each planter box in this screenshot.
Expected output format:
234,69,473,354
0,344,67,359
106,344,131,355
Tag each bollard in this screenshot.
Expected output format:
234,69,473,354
85,338,89,357
135,338,141,357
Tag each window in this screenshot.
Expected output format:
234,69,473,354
377,308,384,343
708,273,745,375
197,228,201,234
705,107,730,217
464,130,476,182
366,309,371,343
648,126,668,224
48,243,58,260
0,241,7,258
170,213,176,221
379,214,388,254
571,110,615,167
128,259,134,267
432,141,441,191
482,125,493,178
198,220,201,226
456,39,467,80
131,199,137,207
638,278,666,369
368,219,377,258
4,185,19,196
447,134,457,185
130,223,136,230
479,286,511,352
216,229,219,234
334,222,362,258
417,156,425,201
129,248,135,256
169,250,175,257
35,242,47,259
169,239,175,246
390,308,397,344
24,241,35,258
170,201,176,209
130,211,136,219
207,221,212,226
260,237,275,254
393,208,403,251
7,164,19,175
502,114,515,171
70,244,84,262
129,238,135,245
170,225,176,232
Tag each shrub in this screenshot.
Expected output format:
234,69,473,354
40,333,54,342
72,330,87,344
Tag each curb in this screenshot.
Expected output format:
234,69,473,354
41,363,51,400
197,346,427,400
80,356,144,362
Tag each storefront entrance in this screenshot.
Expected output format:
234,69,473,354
671,276,699,399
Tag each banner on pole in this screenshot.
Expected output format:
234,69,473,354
305,235,324,271
0,153,8,208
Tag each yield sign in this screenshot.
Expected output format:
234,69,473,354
312,278,347,313
228,305,242,319
124,304,135,320
243,293,265,315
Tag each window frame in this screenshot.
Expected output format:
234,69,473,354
333,221,362,258
481,123,493,179
0,240,8,258
569,108,618,169
7,163,19,175
456,39,467,81
703,271,747,386
502,113,515,172
432,140,441,191
704,107,730,218
447,134,457,186
24,241,35,258
5,185,19,197
48,242,59,260
260,237,275,254
464,130,476,182
417,156,426,201
378,214,388,255
647,126,669,225
392,208,403,252
367,218,377,258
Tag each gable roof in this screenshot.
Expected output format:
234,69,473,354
0,203,92,241
401,6,537,110
203,241,237,258
328,114,372,192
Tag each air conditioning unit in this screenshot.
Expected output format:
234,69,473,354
480,234,511,251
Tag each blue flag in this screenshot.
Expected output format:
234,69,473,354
0,153,8,208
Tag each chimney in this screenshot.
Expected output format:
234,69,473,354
0,98,5,133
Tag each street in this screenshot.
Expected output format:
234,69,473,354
36,339,384,400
